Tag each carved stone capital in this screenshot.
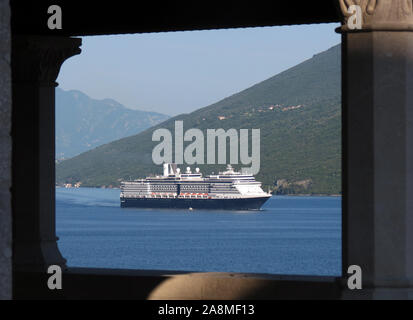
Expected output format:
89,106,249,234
12,36,81,86
338,0,413,32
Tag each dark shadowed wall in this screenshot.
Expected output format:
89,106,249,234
0,0,12,300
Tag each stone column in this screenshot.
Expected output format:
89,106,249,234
12,36,81,272
338,0,413,299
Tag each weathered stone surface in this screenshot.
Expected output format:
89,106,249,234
339,0,413,299
0,0,12,300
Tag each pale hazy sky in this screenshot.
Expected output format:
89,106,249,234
57,23,341,116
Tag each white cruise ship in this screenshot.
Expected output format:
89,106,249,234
120,163,271,210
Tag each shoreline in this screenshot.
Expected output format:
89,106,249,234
279,194,341,197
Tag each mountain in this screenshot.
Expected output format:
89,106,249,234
55,88,170,159
56,44,341,194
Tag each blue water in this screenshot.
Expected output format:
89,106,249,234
56,188,342,276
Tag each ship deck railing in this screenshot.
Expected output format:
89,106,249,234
122,193,268,199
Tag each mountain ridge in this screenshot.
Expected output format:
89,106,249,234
57,44,341,194
56,88,170,159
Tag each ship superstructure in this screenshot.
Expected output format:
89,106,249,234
120,164,271,210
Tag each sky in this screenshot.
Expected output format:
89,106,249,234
57,23,341,116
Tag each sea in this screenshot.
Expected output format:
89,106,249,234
56,187,342,276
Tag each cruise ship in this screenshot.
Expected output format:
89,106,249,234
120,163,271,210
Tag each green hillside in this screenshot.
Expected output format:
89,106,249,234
56,44,341,194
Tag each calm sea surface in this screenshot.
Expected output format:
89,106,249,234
56,188,342,276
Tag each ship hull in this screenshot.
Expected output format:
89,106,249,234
120,196,271,210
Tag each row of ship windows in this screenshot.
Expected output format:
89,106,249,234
211,186,236,189
181,186,209,189
124,186,237,191
124,186,233,190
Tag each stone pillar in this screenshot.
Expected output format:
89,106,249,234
0,0,12,300
338,0,413,299
12,36,81,272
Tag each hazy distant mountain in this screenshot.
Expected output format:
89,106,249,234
55,88,170,159
57,44,341,194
